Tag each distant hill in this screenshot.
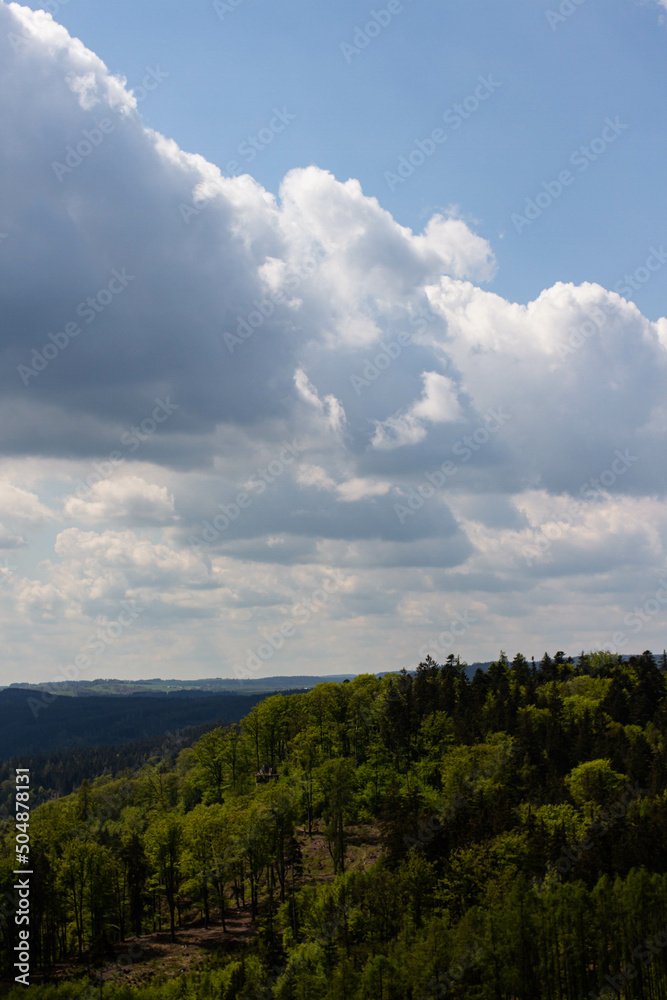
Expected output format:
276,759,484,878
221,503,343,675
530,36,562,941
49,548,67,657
3,674,359,697
3,667,498,699
0,688,294,759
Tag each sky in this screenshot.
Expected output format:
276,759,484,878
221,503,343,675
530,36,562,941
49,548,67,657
0,0,666,686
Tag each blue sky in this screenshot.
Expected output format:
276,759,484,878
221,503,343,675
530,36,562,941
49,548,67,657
23,0,666,318
0,0,666,685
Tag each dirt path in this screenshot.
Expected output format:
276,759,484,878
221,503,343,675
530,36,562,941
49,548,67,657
18,824,383,988
110,902,256,985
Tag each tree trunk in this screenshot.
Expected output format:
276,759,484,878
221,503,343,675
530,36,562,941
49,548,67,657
202,874,210,928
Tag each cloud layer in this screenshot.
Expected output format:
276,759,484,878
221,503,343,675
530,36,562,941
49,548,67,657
1,2,666,683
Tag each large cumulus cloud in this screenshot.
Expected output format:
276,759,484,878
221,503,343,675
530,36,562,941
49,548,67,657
1,1,666,681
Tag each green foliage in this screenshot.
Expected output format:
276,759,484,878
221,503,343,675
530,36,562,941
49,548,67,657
565,758,628,815
2,650,667,1000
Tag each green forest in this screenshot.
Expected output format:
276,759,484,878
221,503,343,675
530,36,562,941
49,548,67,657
2,650,667,999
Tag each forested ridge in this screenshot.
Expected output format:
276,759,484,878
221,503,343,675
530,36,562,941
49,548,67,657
0,689,275,759
2,649,667,999
0,719,251,820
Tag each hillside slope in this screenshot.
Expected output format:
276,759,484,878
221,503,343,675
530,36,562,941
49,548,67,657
2,650,667,999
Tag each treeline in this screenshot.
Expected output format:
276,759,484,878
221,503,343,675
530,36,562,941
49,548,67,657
2,649,667,999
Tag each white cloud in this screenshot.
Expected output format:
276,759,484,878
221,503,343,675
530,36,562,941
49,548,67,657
1,3,666,680
414,214,496,283
371,412,428,450
411,372,463,424
296,464,337,491
422,278,666,495
335,478,392,502
0,480,54,548
45,527,213,617
294,368,347,436
0,481,53,524
63,476,177,526
371,370,462,449
14,577,68,624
